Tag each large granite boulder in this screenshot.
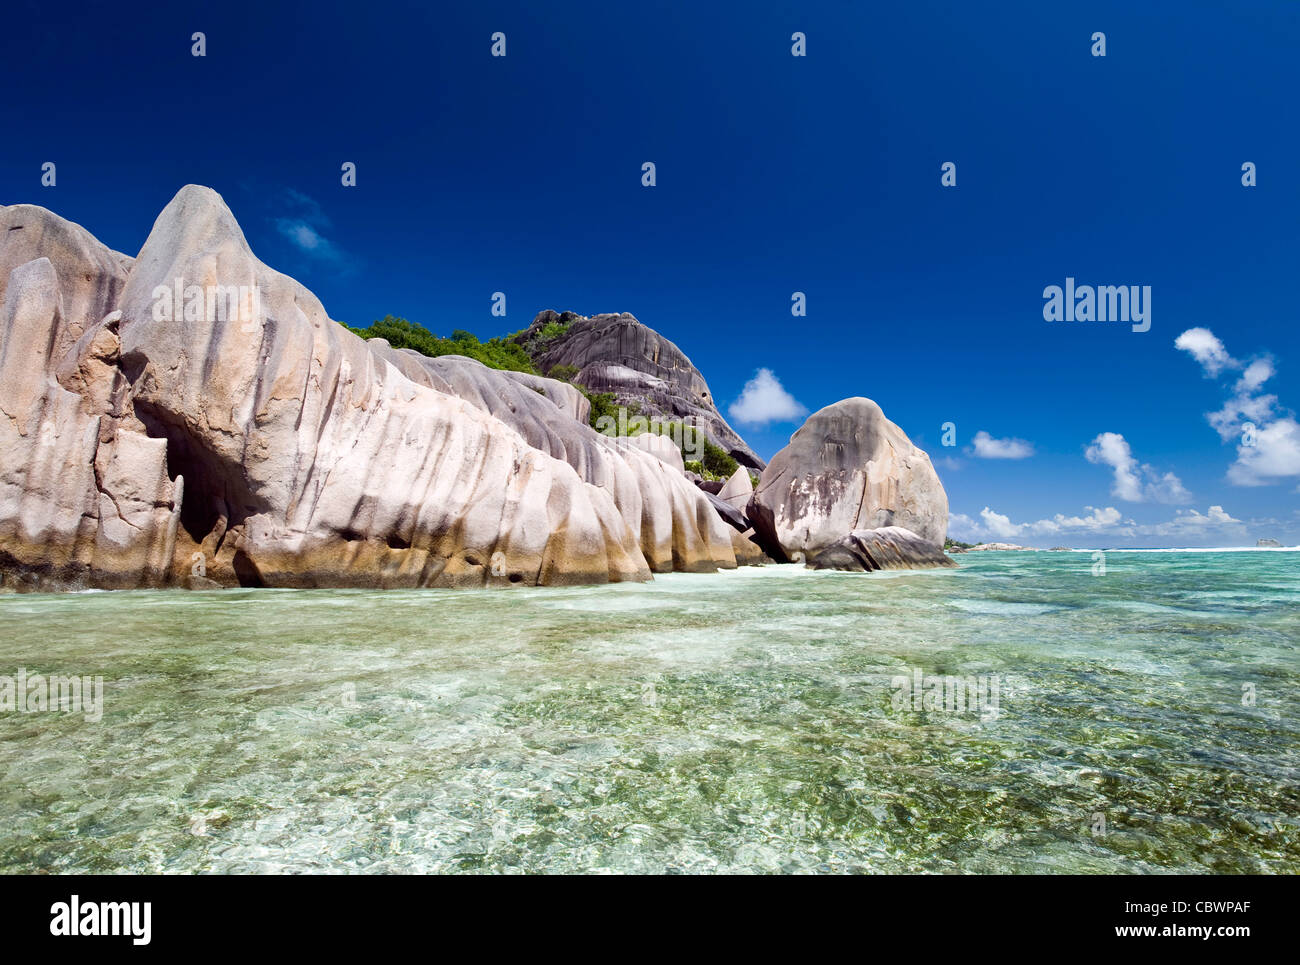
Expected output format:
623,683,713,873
805,527,955,571
0,257,180,591
0,203,134,369
623,431,684,474
716,466,753,513
513,310,765,471
749,397,948,562
361,345,736,574
106,185,665,588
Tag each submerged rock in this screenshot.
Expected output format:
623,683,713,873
805,527,955,571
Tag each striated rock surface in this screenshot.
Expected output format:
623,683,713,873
749,398,948,562
513,310,765,470
1,187,947,590
0,187,754,591
623,431,684,474
110,185,661,589
0,257,179,591
361,344,736,574
0,204,134,369
805,527,955,571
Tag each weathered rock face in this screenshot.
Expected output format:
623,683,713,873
709,467,772,564
112,186,660,588
2,188,950,590
0,204,134,369
716,466,753,514
360,344,736,574
0,186,757,591
805,527,955,571
749,398,948,562
514,310,765,471
0,257,179,591
623,431,684,474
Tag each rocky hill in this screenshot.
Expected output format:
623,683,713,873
512,310,765,471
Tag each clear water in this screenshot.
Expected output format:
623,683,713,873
1,551,1296,874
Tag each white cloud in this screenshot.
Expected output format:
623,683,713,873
971,431,1034,459
1085,432,1141,500
1167,505,1240,528
978,506,1021,538
1175,327,1237,377
275,218,343,262
1084,432,1191,504
1176,328,1298,486
1208,359,1278,442
1227,417,1300,486
950,505,1129,542
728,368,808,427
949,503,1248,545
1050,506,1125,531
272,189,346,265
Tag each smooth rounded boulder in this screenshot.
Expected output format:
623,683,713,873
749,397,948,561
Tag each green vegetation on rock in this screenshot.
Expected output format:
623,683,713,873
342,315,743,474
344,315,538,374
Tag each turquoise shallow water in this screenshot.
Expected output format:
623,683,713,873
0,550,1296,873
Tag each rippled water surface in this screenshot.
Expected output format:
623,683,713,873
1,551,1297,873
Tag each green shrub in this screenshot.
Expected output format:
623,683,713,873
580,389,638,432
700,439,738,478
546,363,580,383
344,316,538,374
537,320,570,343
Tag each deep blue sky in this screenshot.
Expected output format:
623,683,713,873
3,0,1298,546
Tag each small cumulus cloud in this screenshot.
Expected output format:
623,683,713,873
1175,327,1298,487
271,188,347,267
1085,432,1191,504
728,368,808,427
1229,417,1300,486
970,431,1034,460
1175,327,1237,377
